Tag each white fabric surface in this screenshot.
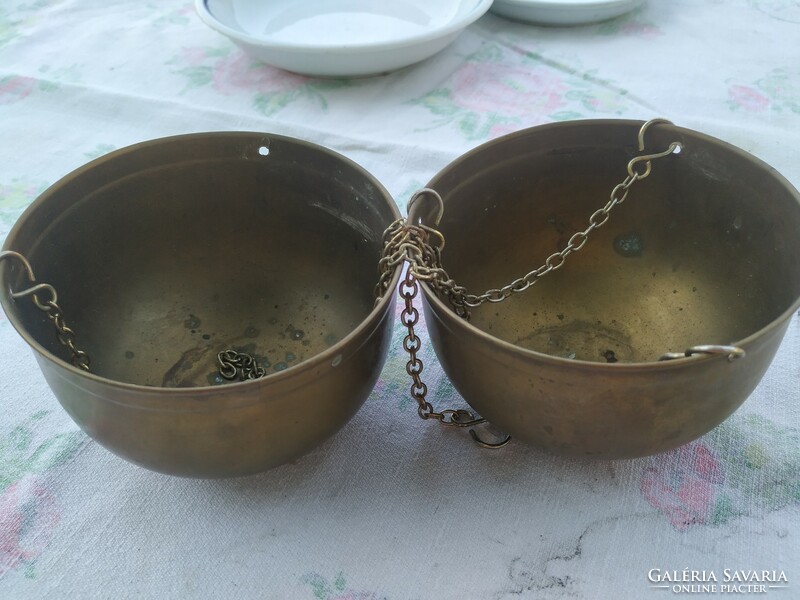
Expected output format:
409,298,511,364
1,1,798,598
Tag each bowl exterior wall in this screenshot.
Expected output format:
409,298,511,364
422,292,788,458
490,0,644,26
0,132,401,477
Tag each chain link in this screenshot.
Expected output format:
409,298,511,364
375,119,683,445
397,268,492,427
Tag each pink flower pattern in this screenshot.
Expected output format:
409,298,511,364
411,43,636,140
0,414,83,580
171,46,346,116
641,414,800,530
0,76,36,105
597,18,663,39
641,442,725,530
728,84,771,112
728,69,799,114
450,62,568,118
618,21,662,38
211,52,309,96
0,476,60,577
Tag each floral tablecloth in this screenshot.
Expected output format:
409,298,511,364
1,1,799,598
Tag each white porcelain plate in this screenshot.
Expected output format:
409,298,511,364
196,0,493,77
490,0,645,26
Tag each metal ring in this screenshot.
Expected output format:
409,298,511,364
688,345,746,362
659,345,746,362
637,118,674,152
626,143,682,179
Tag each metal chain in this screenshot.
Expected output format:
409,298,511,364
398,269,487,425
0,251,91,372
462,140,682,307
217,349,267,381
375,218,471,316
379,128,683,315
396,266,511,448
375,119,683,444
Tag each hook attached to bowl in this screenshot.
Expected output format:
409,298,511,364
659,345,746,363
1,251,90,371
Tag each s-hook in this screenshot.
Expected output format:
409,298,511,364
0,250,91,371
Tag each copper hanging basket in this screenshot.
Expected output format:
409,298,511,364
414,120,800,458
0,132,402,477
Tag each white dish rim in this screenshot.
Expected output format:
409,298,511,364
493,0,641,7
196,0,494,54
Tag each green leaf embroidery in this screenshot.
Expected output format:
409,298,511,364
176,66,214,90
254,90,300,116
0,414,85,493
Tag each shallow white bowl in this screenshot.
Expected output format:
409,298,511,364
490,0,644,26
195,0,494,77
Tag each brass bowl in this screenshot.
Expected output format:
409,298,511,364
0,132,401,477
419,120,800,458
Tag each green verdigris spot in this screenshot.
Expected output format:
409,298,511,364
614,232,644,257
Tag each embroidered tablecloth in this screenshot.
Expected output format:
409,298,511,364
1,1,798,598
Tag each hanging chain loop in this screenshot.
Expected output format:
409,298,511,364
375,119,684,447
1,250,91,372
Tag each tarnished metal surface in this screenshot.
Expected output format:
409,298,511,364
0,132,401,477
420,120,800,458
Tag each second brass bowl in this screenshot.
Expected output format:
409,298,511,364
419,120,800,458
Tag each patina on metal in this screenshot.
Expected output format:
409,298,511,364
389,119,800,458
0,132,402,477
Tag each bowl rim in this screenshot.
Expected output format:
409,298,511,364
492,0,643,10
195,0,494,54
0,131,403,396
419,118,800,371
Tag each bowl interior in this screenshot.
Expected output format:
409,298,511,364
4,134,396,387
429,122,800,364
